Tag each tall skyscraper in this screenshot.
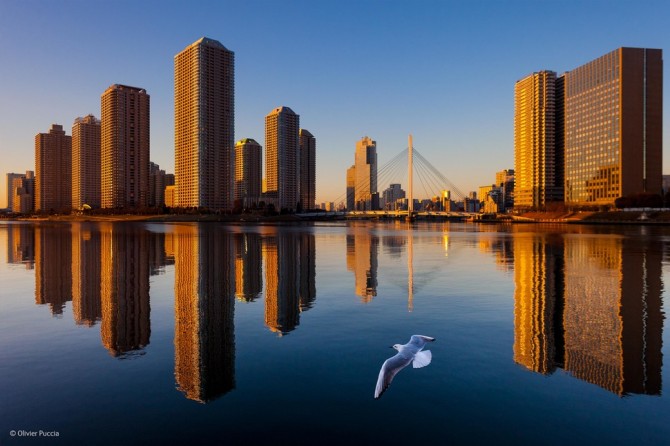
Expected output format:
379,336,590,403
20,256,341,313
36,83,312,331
174,37,235,210
35,124,72,212
234,138,262,206
299,129,316,210
101,84,150,209
514,71,561,209
516,47,663,209
564,47,662,205
265,106,300,211
354,136,377,210
72,114,101,209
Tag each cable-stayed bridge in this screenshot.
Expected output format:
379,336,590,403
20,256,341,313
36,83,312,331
329,135,476,220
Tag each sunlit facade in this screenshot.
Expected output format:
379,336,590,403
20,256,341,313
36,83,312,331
514,71,562,209
564,48,663,205
72,115,101,209
265,106,300,211
174,37,235,210
354,136,377,210
101,84,150,209
35,124,72,212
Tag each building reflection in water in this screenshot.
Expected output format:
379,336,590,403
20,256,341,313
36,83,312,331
174,224,235,402
264,235,294,334
346,226,379,302
234,233,262,302
100,223,151,357
299,233,316,311
35,224,72,315
513,232,663,396
7,224,35,269
71,223,102,326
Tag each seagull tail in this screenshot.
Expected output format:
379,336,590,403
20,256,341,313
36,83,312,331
412,350,432,368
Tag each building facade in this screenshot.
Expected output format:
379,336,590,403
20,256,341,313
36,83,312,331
10,171,34,213
381,183,405,210
346,165,356,211
265,106,300,211
101,84,150,209
354,136,377,210
35,124,72,212
514,71,561,209
234,138,262,206
564,47,663,206
174,37,235,210
72,114,101,209
6,173,23,211
299,129,316,210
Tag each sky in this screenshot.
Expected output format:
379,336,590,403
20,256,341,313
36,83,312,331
1,0,669,208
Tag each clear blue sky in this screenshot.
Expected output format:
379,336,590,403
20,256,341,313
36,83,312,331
1,0,669,207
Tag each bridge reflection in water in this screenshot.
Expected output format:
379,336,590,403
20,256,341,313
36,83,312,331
4,222,664,400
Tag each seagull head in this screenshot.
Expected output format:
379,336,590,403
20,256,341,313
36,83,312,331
391,344,402,351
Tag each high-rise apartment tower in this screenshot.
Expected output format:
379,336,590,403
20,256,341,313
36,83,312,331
299,129,316,210
174,37,235,210
514,71,562,209
265,106,300,211
101,84,150,209
234,138,262,206
72,114,101,209
35,124,72,212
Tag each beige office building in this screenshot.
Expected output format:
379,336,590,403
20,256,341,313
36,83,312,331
35,124,72,212
101,84,150,209
234,138,262,205
514,71,561,209
564,47,663,205
265,106,300,211
354,136,377,210
299,129,316,210
174,37,235,210
72,114,101,209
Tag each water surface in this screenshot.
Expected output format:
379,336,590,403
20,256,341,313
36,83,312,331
1,221,669,445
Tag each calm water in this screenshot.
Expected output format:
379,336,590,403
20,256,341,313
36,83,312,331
1,221,669,445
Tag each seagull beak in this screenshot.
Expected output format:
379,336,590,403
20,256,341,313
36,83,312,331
389,346,394,349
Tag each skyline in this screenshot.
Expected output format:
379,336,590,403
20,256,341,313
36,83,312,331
1,0,669,208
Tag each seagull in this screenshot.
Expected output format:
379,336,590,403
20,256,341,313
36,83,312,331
374,335,436,399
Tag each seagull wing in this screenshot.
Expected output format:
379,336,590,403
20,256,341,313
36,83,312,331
408,335,436,350
374,353,413,399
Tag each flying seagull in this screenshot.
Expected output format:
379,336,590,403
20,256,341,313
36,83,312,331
374,335,435,399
